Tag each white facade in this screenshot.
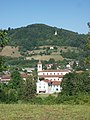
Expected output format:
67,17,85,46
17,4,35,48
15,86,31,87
50,47,54,50
52,84,61,93
37,80,61,94
22,68,35,73
37,62,70,94
36,81,48,93
66,64,71,69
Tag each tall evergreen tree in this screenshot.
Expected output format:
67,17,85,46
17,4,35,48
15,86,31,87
9,70,24,100
23,75,36,101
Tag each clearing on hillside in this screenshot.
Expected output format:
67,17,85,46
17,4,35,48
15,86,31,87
0,46,21,57
26,54,64,61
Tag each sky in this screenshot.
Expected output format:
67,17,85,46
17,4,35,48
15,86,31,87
0,0,90,34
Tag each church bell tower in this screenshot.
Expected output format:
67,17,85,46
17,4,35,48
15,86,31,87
37,61,42,71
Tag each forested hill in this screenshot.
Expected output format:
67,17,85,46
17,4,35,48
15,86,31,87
8,23,87,50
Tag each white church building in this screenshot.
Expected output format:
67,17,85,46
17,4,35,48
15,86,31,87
36,61,70,94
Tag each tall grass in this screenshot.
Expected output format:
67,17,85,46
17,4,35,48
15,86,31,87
0,104,90,120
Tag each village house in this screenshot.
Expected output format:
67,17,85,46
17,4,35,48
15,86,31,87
0,73,29,84
45,64,53,69
22,67,35,73
36,61,70,94
0,74,11,84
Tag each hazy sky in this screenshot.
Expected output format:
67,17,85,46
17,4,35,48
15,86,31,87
0,0,90,34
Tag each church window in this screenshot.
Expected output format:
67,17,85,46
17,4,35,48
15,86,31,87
56,88,58,91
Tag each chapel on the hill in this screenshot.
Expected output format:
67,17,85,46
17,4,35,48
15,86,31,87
36,61,70,94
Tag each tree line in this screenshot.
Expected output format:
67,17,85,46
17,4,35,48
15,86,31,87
0,70,90,104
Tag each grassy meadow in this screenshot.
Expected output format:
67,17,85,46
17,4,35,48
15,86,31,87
0,104,90,120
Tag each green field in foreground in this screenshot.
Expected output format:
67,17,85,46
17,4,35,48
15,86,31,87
0,104,90,120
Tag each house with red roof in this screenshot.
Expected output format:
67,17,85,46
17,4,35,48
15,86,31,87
0,73,29,83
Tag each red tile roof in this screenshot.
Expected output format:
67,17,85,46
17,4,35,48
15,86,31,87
52,81,61,85
43,79,61,85
20,74,29,78
38,69,70,72
45,64,53,67
44,79,52,83
2,75,11,79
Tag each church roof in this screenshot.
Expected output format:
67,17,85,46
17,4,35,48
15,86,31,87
38,69,70,72
44,79,61,85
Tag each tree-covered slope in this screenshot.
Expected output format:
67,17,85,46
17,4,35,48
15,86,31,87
8,24,87,50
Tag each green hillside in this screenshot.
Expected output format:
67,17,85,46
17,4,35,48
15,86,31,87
8,24,87,50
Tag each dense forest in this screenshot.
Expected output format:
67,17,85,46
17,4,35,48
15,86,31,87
7,24,87,50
